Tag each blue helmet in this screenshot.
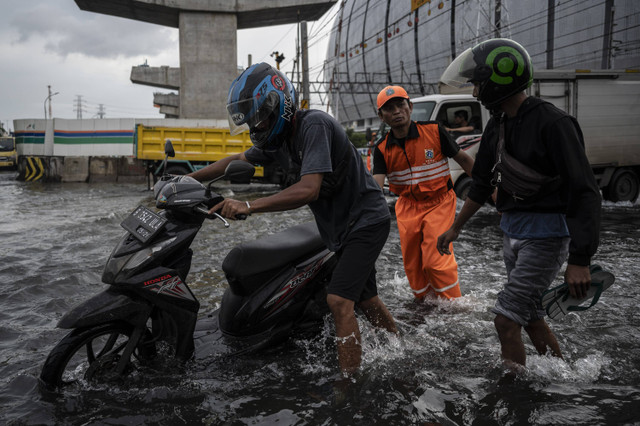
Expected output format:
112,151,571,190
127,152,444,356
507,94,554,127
227,62,297,151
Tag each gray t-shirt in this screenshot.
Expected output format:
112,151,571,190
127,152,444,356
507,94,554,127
245,110,389,251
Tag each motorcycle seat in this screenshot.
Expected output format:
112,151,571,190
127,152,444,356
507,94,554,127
222,221,328,296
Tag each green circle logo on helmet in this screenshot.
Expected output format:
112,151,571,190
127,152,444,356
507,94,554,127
439,38,533,110
486,46,526,85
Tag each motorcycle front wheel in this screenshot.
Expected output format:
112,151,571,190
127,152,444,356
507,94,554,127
39,321,156,391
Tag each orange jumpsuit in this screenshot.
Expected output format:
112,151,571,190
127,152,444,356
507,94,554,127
377,122,461,299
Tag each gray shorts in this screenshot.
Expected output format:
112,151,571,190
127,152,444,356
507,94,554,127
492,234,570,326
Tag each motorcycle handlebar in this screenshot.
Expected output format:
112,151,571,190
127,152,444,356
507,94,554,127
193,205,247,226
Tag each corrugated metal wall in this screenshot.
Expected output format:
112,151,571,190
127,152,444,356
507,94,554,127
325,0,640,129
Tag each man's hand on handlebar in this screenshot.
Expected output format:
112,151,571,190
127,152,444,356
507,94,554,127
210,198,250,220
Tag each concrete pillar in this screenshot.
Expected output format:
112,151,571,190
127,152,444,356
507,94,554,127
45,119,55,156
179,12,237,119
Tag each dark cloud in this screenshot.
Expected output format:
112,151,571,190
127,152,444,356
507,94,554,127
9,1,176,59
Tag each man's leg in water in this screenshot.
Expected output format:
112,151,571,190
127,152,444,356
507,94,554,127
525,318,563,358
327,294,361,376
493,235,570,370
325,219,396,375
494,313,526,369
358,295,397,333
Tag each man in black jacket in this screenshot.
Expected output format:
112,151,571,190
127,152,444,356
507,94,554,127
436,39,601,372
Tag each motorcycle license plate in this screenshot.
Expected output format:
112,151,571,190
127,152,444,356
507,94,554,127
121,205,167,243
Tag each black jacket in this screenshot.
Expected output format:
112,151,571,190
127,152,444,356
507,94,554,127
467,96,601,266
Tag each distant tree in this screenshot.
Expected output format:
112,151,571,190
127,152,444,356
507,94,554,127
345,127,367,148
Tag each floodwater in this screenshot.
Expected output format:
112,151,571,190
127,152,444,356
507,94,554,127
1,169,639,425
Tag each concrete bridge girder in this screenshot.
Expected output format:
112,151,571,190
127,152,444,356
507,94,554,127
153,89,179,118
131,65,180,90
158,105,179,118
153,92,179,107
74,0,336,29
74,0,337,119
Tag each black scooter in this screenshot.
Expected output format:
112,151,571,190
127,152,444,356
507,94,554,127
39,141,336,391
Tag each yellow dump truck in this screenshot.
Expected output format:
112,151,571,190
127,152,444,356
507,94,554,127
135,125,287,184
0,136,17,169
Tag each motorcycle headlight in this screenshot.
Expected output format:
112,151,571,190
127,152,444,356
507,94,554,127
122,236,177,273
103,236,178,284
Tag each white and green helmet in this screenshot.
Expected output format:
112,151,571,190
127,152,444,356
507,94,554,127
441,38,533,109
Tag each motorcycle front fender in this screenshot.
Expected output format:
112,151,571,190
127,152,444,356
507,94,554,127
57,287,152,330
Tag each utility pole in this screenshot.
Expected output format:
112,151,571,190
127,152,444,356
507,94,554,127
494,0,501,38
601,0,614,69
48,85,53,119
44,86,59,120
300,21,310,110
546,0,555,68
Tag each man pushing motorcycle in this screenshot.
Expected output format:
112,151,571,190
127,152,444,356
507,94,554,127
188,63,398,376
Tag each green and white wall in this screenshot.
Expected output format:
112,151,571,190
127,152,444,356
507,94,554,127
13,118,139,182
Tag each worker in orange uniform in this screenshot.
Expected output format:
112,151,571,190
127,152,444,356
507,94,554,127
372,86,474,300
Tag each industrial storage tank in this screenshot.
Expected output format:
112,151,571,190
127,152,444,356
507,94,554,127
324,0,640,130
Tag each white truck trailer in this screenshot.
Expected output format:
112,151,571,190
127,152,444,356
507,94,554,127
528,69,640,202
404,70,640,202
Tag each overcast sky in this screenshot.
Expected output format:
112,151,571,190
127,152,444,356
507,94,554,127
0,0,336,132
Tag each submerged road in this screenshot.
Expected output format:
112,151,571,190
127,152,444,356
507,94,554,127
1,171,639,425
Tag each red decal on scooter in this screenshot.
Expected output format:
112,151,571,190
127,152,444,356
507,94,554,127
145,275,196,301
264,253,330,312
144,274,173,286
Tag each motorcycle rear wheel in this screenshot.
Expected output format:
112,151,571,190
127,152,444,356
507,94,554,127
39,322,155,391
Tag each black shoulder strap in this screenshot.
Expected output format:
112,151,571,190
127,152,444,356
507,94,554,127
497,115,506,162
489,114,505,167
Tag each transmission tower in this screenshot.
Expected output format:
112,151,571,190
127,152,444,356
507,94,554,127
96,104,107,119
73,95,87,119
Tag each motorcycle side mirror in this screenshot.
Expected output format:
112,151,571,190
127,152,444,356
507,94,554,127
161,139,176,177
164,140,176,158
205,160,255,196
224,160,255,184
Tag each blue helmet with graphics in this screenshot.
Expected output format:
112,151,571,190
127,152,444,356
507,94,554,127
227,62,297,151
440,38,533,109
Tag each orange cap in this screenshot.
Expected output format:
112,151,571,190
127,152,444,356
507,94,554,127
377,85,410,110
